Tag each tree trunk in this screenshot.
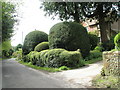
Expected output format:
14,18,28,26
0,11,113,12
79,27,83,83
74,3,80,23
98,4,109,43
106,22,111,40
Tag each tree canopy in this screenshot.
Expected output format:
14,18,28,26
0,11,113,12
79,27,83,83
40,2,120,43
2,1,17,42
40,2,84,23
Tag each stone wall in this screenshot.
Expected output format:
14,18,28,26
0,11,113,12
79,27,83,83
103,51,120,76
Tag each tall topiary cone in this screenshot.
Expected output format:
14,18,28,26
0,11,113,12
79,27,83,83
22,30,48,55
49,21,90,58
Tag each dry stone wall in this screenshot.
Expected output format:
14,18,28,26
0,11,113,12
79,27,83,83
103,51,120,76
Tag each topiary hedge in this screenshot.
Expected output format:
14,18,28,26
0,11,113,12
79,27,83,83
34,42,49,52
22,30,48,55
114,33,120,51
27,49,84,68
49,21,90,58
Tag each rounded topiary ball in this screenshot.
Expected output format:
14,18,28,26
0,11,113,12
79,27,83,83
114,33,120,50
22,30,48,55
34,42,49,52
49,21,90,58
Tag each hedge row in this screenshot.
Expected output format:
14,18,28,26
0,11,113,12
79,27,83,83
25,49,84,68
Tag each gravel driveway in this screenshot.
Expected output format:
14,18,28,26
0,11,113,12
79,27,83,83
51,61,103,88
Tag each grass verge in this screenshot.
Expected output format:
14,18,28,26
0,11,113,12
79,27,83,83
1,57,11,60
18,60,61,72
84,57,102,65
92,74,120,89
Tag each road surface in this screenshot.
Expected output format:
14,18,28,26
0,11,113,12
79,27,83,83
2,59,71,88
51,61,103,88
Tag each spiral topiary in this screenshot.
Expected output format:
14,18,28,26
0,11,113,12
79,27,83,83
34,42,49,52
49,21,90,58
22,30,48,55
114,33,120,51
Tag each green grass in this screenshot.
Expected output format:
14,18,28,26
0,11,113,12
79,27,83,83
84,57,102,65
92,74,120,89
18,60,61,72
1,57,11,60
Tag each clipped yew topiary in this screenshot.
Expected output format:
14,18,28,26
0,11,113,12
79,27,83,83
22,30,48,55
32,49,83,68
49,21,90,58
34,42,49,52
114,33,120,50
88,33,99,50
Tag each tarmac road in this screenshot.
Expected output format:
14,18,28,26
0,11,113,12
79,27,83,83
2,59,70,88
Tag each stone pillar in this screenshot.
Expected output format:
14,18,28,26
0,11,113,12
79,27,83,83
103,51,120,76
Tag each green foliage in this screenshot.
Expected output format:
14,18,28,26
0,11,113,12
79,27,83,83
94,43,104,52
40,2,84,22
85,50,102,61
41,2,119,43
58,66,70,70
2,40,12,50
34,42,49,52
18,61,60,72
110,49,117,52
101,68,105,76
2,40,13,58
22,55,29,62
27,49,83,68
2,49,14,58
49,21,90,58
102,35,115,51
92,75,119,89
2,1,17,41
22,30,48,55
12,49,22,60
15,44,22,51
88,33,99,50
89,30,99,36
114,33,120,51
27,51,38,65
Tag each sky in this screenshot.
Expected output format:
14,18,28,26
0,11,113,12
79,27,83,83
11,0,61,46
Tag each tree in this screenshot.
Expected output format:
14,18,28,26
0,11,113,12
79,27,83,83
81,2,119,43
2,1,17,42
40,2,84,23
40,2,120,43
15,44,22,51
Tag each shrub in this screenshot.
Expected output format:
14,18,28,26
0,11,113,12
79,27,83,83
34,42,49,52
102,35,115,51
114,33,120,51
94,43,104,52
59,66,70,70
22,30,48,55
49,21,90,58
94,46,103,52
12,49,22,60
15,44,22,51
2,49,14,58
85,50,102,61
22,55,29,62
88,33,99,50
28,51,38,65
27,49,83,68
